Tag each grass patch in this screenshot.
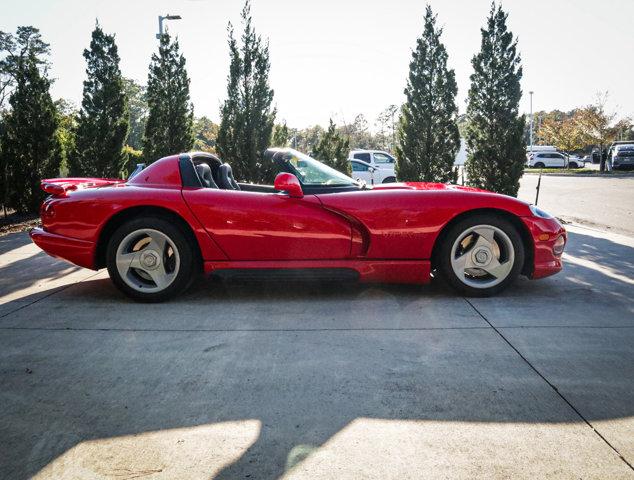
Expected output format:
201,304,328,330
523,168,633,175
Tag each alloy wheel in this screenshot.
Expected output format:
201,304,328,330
449,224,515,289
115,228,180,293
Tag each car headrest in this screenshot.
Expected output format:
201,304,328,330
217,163,241,190
195,163,218,188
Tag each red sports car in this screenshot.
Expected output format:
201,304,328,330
30,148,566,302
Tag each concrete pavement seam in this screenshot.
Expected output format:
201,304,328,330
464,297,634,472
0,325,494,333
1,324,634,333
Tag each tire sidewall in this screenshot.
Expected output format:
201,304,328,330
106,216,196,302
438,214,525,297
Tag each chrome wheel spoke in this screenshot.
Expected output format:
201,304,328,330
146,231,167,255
473,227,496,248
116,251,142,274
145,264,174,289
480,257,513,279
451,252,474,278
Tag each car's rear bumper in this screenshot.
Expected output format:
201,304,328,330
29,227,96,270
520,217,566,279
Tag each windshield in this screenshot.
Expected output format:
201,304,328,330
279,149,357,186
616,147,634,157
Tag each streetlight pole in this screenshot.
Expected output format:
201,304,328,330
529,91,534,153
157,14,182,39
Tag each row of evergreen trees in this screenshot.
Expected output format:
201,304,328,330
1,1,525,214
219,1,526,194
67,24,194,178
396,4,525,196
0,22,194,213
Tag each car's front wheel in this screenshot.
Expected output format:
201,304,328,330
106,217,198,302
533,162,545,168
436,215,525,296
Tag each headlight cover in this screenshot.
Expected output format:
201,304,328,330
529,204,553,219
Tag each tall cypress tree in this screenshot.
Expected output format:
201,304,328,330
312,119,351,175
143,33,194,163
396,6,459,183
465,3,525,196
217,0,275,183
70,23,128,178
0,28,61,213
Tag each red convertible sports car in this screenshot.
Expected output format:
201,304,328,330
30,148,566,302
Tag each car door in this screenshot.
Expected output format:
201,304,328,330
372,152,395,167
183,188,352,261
350,160,374,185
542,153,562,167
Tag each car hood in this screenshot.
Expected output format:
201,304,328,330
372,182,490,193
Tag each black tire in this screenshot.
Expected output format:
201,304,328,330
382,176,397,184
436,214,525,297
533,162,545,168
569,162,578,169
106,216,198,302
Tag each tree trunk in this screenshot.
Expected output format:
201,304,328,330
599,144,606,172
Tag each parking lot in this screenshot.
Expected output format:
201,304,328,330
1,193,634,478
518,173,634,236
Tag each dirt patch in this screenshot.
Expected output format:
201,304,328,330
0,211,40,237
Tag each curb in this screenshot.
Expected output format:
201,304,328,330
524,172,634,178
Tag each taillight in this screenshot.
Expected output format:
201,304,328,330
41,201,55,220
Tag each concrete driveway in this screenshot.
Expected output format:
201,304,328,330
1,224,633,479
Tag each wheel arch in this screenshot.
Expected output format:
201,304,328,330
430,208,534,277
95,205,203,270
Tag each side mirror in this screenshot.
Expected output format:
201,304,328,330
274,172,303,198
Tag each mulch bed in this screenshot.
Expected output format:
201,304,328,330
0,211,40,236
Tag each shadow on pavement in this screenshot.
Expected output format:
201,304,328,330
0,230,633,478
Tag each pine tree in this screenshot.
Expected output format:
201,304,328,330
217,0,275,183
54,99,78,176
122,77,148,151
395,6,459,183
143,33,193,163
312,119,351,175
0,28,61,213
465,3,525,196
70,23,128,178
271,122,289,147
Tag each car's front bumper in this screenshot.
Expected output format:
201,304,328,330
612,161,634,170
520,216,567,279
30,227,97,270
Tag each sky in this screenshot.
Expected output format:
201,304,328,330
3,0,633,129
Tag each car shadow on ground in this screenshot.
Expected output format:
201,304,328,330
0,230,633,479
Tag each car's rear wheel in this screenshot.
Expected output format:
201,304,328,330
382,176,396,183
436,215,524,296
533,162,545,168
106,217,197,302
569,161,578,168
